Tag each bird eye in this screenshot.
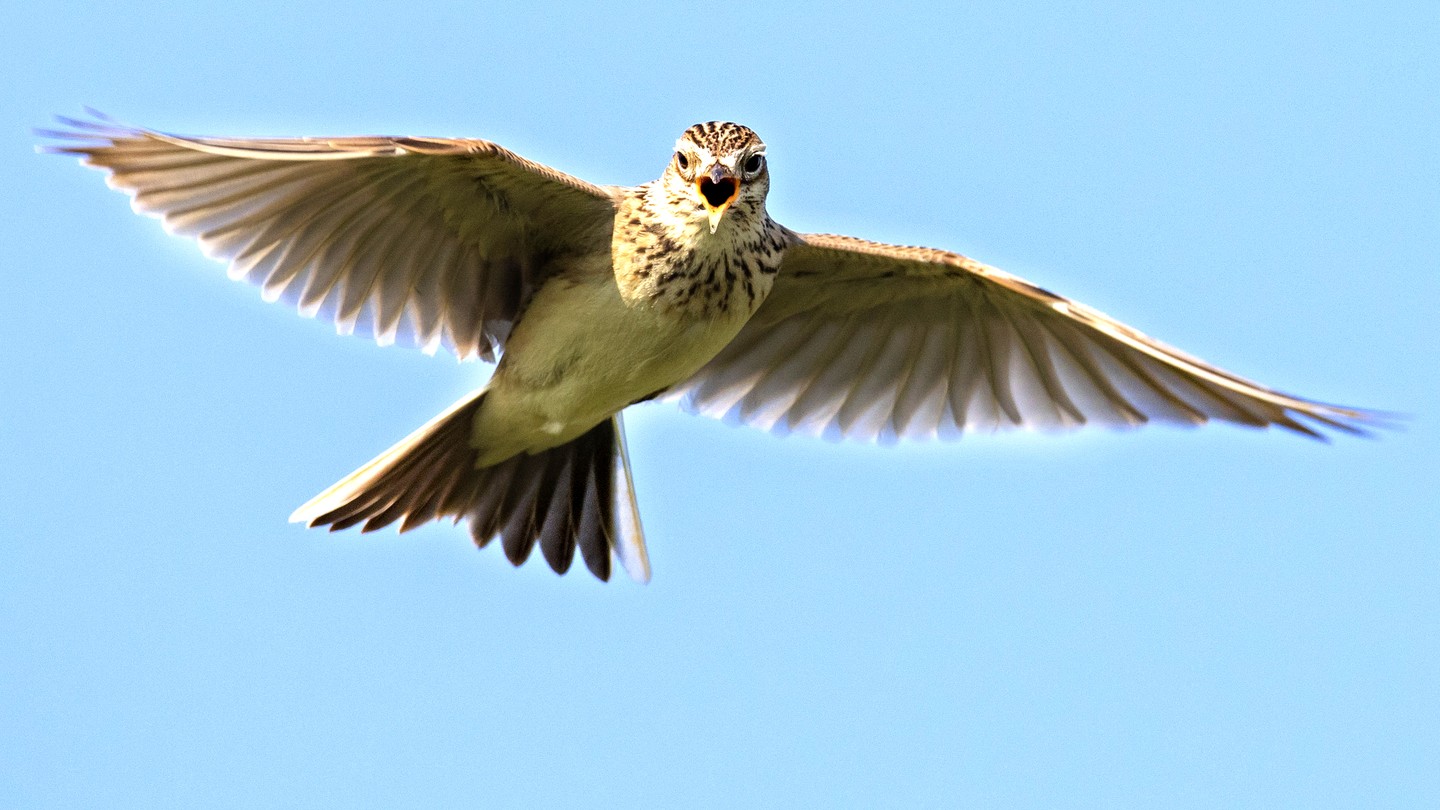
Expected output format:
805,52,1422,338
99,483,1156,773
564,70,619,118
743,154,764,174
676,153,690,170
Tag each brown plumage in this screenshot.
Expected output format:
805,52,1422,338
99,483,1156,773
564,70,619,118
43,111,1389,583
300,388,630,580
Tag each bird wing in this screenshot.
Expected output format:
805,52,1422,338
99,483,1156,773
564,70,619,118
43,112,620,361
664,231,1382,441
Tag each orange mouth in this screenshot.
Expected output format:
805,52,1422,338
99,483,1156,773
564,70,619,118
698,175,739,209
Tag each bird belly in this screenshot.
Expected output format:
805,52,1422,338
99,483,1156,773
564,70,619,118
470,272,748,464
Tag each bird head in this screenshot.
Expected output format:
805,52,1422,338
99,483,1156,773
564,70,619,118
665,121,769,234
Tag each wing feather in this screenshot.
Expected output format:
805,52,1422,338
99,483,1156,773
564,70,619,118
835,318,910,441
667,231,1384,440
944,298,989,433
891,313,953,439
1034,317,1147,427
1004,306,1085,427
44,112,618,361
783,318,866,435
730,318,827,429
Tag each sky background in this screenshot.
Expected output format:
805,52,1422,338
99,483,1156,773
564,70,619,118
3,1,1437,807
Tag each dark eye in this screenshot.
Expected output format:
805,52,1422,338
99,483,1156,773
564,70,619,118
676,153,690,170
743,154,764,174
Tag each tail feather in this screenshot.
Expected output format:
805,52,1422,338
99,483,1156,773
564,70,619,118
536,453,578,574
290,389,651,583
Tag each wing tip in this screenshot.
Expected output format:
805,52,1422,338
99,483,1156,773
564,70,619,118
37,108,139,145
1288,402,1407,441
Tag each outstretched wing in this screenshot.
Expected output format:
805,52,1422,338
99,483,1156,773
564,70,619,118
43,112,620,361
666,231,1384,441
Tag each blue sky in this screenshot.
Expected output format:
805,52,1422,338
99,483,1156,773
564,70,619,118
3,1,1437,807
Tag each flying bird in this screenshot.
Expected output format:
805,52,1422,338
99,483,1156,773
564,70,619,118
44,112,1383,583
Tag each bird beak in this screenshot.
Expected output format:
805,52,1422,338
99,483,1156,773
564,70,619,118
697,164,740,234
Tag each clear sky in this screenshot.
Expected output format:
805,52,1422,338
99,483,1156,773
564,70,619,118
3,1,1437,807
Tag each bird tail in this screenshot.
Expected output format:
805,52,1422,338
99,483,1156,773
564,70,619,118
289,389,650,583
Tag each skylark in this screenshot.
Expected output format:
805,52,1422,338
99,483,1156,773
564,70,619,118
45,112,1383,583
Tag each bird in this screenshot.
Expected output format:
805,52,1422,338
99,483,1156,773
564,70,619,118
42,110,1386,583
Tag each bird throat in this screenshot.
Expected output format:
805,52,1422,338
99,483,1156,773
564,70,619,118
612,185,785,319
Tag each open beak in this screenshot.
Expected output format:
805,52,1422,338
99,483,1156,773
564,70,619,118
697,164,740,234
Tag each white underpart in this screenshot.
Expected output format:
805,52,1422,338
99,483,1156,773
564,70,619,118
469,256,756,465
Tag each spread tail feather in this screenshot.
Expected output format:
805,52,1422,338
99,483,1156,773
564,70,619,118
290,390,650,583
